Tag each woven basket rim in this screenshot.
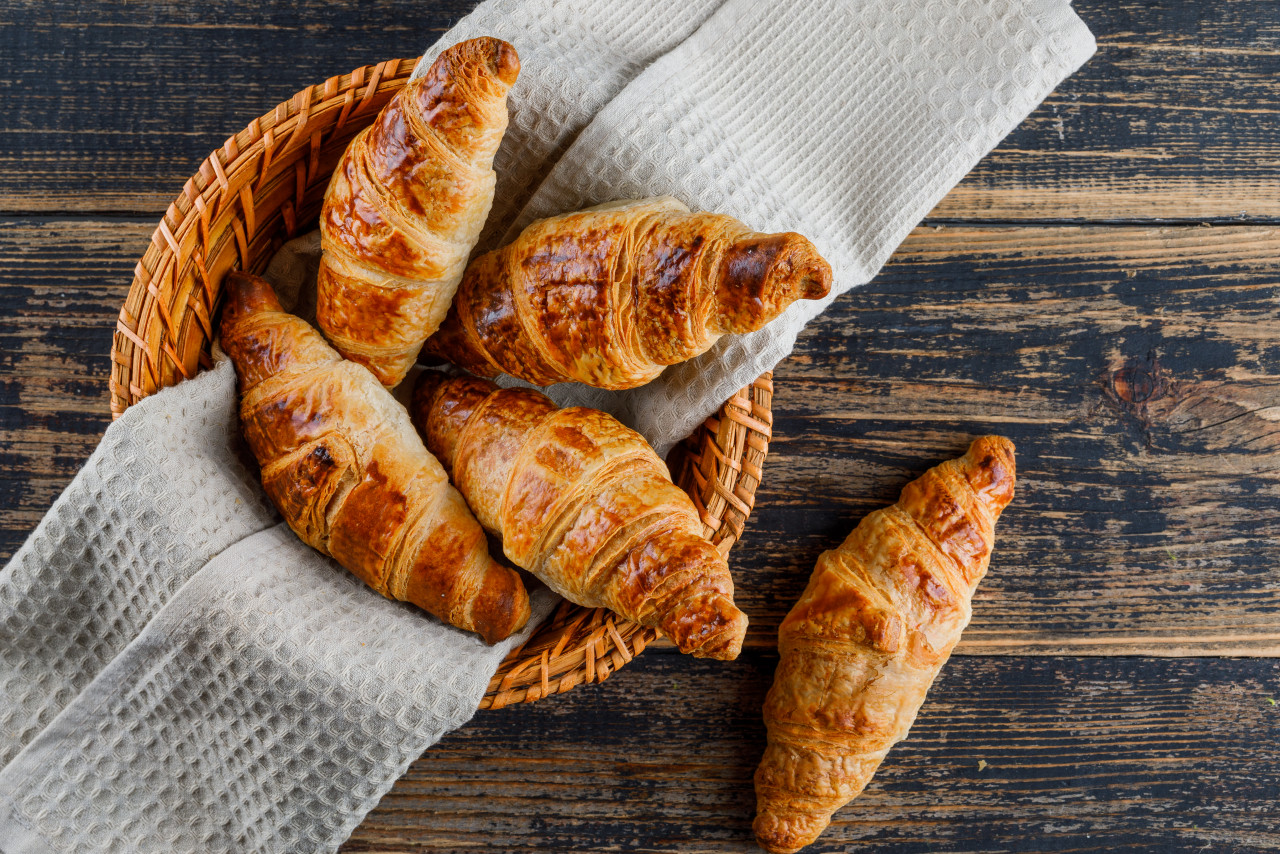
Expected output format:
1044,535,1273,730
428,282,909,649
106,57,772,710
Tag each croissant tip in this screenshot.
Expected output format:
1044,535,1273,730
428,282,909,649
696,635,745,661
357,355,411,389
218,270,282,338
964,435,1017,514
450,36,520,87
472,564,532,645
798,250,833,301
713,233,833,334
685,602,748,661
970,434,1016,459
488,38,521,86
966,435,1016,473
752,808,827,854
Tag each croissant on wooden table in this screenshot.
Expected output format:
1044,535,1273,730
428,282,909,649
317,36,519,388
410,370,749,660
753,436,1016,853
219,271,530,644
425,196,833,389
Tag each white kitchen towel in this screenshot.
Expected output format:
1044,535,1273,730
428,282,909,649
0,0,1093,851
0,356,557,853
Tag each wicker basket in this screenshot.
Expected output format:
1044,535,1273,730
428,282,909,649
109,59,772,710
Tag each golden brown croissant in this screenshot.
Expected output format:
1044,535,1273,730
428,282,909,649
410,370,749,659
317,37,519,388
219,271,530,644
753,436,1016,853
425,196,833,389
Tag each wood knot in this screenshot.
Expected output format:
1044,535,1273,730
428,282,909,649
1109,353,1172,406
1098,351,1180,443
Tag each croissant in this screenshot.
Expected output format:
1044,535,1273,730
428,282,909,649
753,436,1016,853
219,271,530,644
425,196,833,389
317,36,519,388
410,370,749,659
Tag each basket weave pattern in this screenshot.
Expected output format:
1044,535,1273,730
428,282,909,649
108,60,772,709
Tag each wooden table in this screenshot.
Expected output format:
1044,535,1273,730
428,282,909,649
3,2,1278,851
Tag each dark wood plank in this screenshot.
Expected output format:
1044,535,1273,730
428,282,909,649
3,220,1279,658
0,218,139,550
0,0,474,214
342,652,1280,853
2,2,1280,222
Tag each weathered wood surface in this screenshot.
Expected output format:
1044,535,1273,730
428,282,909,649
4,1,1280,852
4,219,1278,658
341,653,1280,853
1,2,1279,222
0,219,135,548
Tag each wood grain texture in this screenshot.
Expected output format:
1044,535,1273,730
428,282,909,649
0,218,139,550
4,220,1278,658
1,2,1279,222
0,0,472,215
341,652,1280,853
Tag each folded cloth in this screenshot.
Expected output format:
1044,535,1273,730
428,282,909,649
0,356,557,854
0,0,1093,851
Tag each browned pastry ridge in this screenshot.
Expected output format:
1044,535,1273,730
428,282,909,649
219,271,530,644
317,36,519,388
425,196,833,389
753,436,1016,854
410,370,749,660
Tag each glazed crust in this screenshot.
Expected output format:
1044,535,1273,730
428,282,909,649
425,197,833,389
317,37,519,388
410,370,749,660
753,437,1016,853
219,271,530,644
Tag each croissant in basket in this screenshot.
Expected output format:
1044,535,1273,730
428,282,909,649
219,271,530,644
754,437,1016,853
317,36,519,388
410,370,749,660
425,196,833,389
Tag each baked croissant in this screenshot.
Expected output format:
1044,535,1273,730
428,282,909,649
425,196,833,389
317,36,519,388
753,436,1016,853
219,271,530,644
410,370,749,659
